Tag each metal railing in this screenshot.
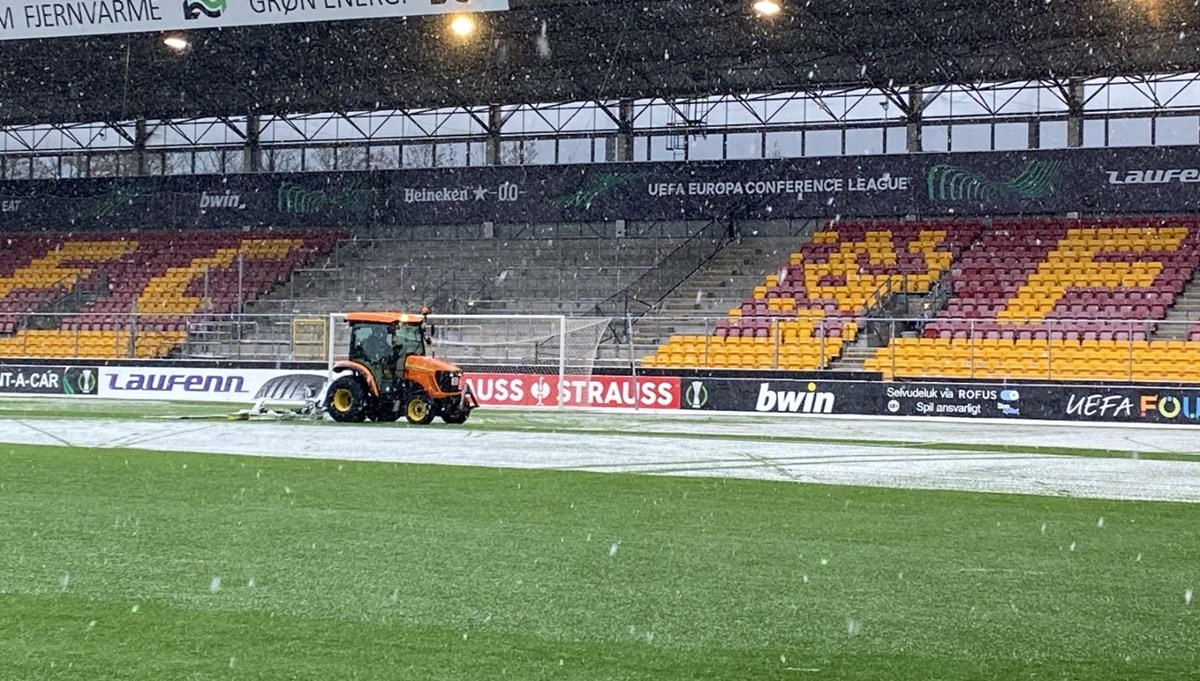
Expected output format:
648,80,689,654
595,218,730,320
1,311,1199,384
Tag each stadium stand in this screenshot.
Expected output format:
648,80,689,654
642,219,977,370
188,234,698,360
0,229,341,358
247,236,687,317
865,216,1200,382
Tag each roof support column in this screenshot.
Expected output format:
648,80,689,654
244,114,262,172
485,104,502,166
614,99,634,163
1065,78,1085,148
905,86,924,153
133,118,150,176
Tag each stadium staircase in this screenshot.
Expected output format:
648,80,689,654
1157,267,1200,341
627,237,809,358
641,220,974,371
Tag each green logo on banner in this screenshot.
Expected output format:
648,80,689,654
684,380,709,409
278,181,370,215
555,171,646,211
927,160,1062,201
184,0,227,20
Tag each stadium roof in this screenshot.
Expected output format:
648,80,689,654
0,0,1197,126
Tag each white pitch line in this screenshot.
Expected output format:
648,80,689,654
0,417,1199,503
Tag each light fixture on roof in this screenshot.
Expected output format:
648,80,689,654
449,14,476,38
162,34,189,51
753,0,782,17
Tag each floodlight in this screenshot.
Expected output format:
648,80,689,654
449,14,476,38
753,0,782,17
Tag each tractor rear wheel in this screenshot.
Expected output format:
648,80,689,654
326,376,368,423
404,395,436,425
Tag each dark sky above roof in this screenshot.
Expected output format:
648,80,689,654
0,0,1197,126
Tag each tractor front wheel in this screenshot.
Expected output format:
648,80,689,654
441,403,470,424
404,395,436,425
326,376,369,423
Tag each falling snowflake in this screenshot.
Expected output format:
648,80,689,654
609,543,619,557
210,576,222,593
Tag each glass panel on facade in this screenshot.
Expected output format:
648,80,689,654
921,126,949,152
726,133,762,159
1083,119,1107,147
1107,118,1153,147
845,128,882,156
558,138,594,164
223,149,245,174
685,134,721,160
649,134,680,161
993,123,1028,150
194,151,221,174
403,144,435,168
270,148,302,172
805,129,841,157
1155,116,1199,145
765,131,801,158
1039,120,1068,148
166,151,192,175
949,124,991,152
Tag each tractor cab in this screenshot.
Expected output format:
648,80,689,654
346,313,428,390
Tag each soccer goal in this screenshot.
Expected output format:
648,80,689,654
325,313,610,404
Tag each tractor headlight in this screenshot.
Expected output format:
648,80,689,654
436,371,462,392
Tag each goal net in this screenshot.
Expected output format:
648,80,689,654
325,313,610,407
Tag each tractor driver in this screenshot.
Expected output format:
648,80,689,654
358,325,392,363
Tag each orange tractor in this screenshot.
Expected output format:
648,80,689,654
324,312,476,424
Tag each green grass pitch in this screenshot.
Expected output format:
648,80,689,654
0,437,1197,680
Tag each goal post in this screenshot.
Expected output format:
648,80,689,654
324,313,610,407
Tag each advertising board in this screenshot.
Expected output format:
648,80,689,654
677,377,879,416
98,366,326,402
464,372,681,409
885,382,1200,425
0,364,99,396
0,0,509,43
882,383,1026,419
2,146,1197,231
